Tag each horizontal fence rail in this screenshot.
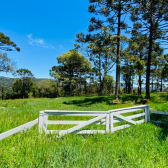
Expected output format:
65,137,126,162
0,118,38,141
150,110,168,125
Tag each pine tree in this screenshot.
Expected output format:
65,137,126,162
130,0,168,99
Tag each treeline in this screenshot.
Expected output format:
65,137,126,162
49,0,168,99
0,68,115,100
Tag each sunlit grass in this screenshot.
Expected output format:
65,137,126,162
0,93,168,167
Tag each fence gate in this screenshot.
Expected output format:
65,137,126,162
39,105,150,137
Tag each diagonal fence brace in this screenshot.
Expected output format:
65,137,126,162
59,114,107,137
114,114,136,125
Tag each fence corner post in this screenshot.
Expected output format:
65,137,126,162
145,106,150,122
39,111,44,133
109,111,114,133
106,113,110,133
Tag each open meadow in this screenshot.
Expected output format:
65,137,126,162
0,93,168,167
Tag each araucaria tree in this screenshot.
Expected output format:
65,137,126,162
131,0,168,99
0,32,20,52
88,0,132,100
50,50,91,96
76,28,116,95
0,32,20,73
0,52,16,73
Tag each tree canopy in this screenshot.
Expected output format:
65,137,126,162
0,32,20,52
50,49,91,96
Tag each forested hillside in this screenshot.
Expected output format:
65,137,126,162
0,76,47,88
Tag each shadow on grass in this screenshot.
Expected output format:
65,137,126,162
150,114,168,142
149,93,168,103
119,94,143,103
157,126,168,142
63,94,144,107
63,96,115,107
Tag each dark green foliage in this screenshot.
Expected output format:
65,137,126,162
0,32,20,52
50,50,91,96
37,79,60,98
13,69,34,99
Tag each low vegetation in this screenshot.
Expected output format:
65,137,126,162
0,93,168,167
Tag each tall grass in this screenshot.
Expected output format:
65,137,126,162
0,94,168,167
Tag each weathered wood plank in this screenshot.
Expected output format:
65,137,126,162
0,118,38,140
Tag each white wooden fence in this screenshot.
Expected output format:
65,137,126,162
0,105,150,140
39,105,150,136
0,118,38,140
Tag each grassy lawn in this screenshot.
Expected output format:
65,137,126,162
0,93,168,167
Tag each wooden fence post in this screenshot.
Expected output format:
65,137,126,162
106,113,109,133
145,106,150,122
110,112,114,133
39,111,44,133
43,113,48,134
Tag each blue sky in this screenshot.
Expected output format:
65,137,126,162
0,0,92,78
1,1,167,80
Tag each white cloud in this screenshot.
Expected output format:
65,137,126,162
50,44,56,50
27,33,53,49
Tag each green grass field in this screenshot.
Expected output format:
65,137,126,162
0,94,168,167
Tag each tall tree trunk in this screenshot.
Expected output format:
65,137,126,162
115,0,121,100
138,75,142,95
146,20,153,99
160,77,163,92
151,76,154,91
1,86,5,100
132,74,134,94
98,53,102,95
104,55,108,94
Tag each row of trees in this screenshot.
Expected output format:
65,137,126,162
49,0,168,99
67,0,168,99
1,69,61,99
50,49,115,96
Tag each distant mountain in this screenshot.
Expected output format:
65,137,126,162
0,76,17,88
0,76,49,88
